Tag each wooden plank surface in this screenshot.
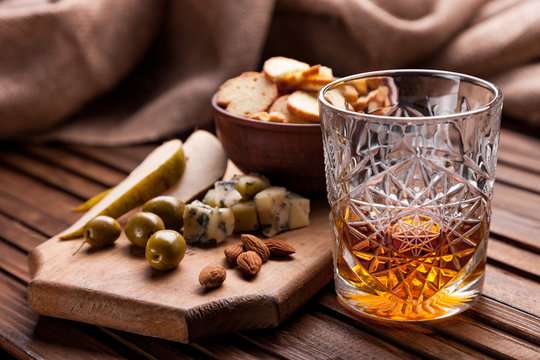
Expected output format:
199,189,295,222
0,127,538,359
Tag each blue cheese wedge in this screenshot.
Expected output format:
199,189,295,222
231,200,259,232
288,192,310,229
254,186,290,237
232,173,270,200
183,200,234,245
214,181,242,207
202,189,217,207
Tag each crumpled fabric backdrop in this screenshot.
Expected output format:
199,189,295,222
1,0,539,145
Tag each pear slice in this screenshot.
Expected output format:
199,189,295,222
60,139,185,240
70,131,227,214
72,188,112,212
163,130,228,202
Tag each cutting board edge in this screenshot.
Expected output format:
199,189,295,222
27,276,191,343
274,251,334,322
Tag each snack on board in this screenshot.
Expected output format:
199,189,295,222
145,230,186,270
183,200,235,245
142,196,185,230
237,251,262,276
71,130,227,215
192,174,310,239
125,212,165,248
67,129,308,287
73,215,122,255
264,238,296,256
241,234,270,262
231,201,259,232
222,234,296,279
254,186,291,237
224,242,244,265
61,139,185,240
199,265,227,289
231,173,270,199
216,56,336,123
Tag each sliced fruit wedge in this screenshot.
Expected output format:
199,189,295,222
70,131,227,214
72,188,112,212
60,139,185,240
164,130,228,202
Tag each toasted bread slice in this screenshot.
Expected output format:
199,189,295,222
301,65,323,78
349,79,368,96
353,85,390,113
341,85,359,102
366,77,383,91
277,65,335,92
217,72,277,117
248,111,288,123
324,88,347,109
269,95,311,123
298,76,336,92
287,91,320,123
263,57,310,82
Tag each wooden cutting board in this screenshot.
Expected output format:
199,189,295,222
27,199,332,343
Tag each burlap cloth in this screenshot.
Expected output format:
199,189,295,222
1,0,539,145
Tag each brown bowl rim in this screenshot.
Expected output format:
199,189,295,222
211,93,321,133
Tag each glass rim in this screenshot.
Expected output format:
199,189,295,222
318,69,503,122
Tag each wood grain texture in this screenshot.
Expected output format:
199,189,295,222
240,311,420,359
0,150,106,200
498,129,540,172
487,237,540,279
316,292,490,359
464,297,540,346
2,129,540,359
491,208,540,253
483,264,540,316
0,272,139,360
24,146,126,188
0,213,46,252
27,201,333,343
65,144,151,174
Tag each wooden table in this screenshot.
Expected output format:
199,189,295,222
0,127,539,359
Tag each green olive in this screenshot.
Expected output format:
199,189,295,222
145,230,186,270
142,196,185,230
125,212,165,247
74,215,121,255
84,215,121,246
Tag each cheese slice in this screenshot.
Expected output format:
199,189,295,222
254,186,290,237
231,201,259,232
202,189,217,207
232,173,270,200
214,181,242,207
288,193,310,229
183,201,234,245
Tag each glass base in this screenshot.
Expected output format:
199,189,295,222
334,272,484,322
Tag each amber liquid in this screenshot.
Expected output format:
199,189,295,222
333,205,487,321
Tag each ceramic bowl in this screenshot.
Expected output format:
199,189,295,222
212,94,326,196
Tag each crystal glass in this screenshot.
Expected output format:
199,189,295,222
319,70,503,321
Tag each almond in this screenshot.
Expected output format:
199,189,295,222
237,251,262,276
224,242,244,265
264,239,296,256
199,265,226,289
241,234,270,262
